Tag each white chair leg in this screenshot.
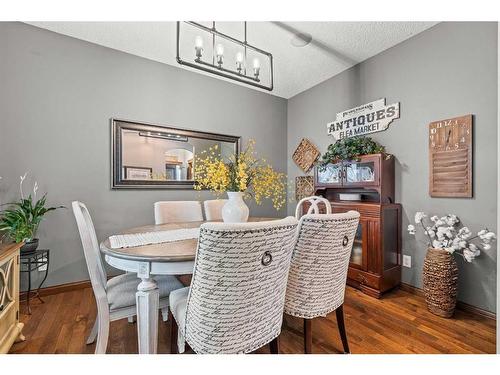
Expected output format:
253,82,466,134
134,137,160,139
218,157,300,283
86,318,98,344
94,306,110,354
177,331,186,354
160,307,169,322
128,316,136,323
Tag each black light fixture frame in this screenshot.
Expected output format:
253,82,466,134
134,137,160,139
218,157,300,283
176,21,274,91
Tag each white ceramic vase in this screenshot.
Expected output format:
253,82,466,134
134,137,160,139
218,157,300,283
222,192,249,223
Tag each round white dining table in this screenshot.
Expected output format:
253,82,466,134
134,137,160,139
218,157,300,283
100,217,272,354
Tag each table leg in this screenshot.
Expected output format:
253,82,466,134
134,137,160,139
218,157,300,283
136,277,159,354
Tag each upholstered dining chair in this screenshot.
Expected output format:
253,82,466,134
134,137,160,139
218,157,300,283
154,201,204,224
72,201,183,354
169,217,299,354
203,199,227,221
285,210,360,354
294,195,332,219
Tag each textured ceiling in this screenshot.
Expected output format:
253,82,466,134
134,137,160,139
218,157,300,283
26,21,437,99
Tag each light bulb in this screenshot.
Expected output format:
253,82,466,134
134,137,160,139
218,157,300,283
195,36,204,48
216,44,224,57
253,58,261,81
235,51,244,74
215,44,224,68
236,51,244,63
194,36,204,60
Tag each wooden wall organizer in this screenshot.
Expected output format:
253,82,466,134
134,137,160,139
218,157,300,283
429,114,473,197
292,138,320,173
295,176,315,201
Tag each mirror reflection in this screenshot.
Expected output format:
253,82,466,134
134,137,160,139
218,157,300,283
112,119,240,188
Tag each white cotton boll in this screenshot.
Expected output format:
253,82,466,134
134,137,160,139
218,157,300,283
458,240,467,249
485,232,496,240
458,227,472,239
467,244,480,258
407,224,416,235
483,244,491,250
463,249,474,262
428,230,436,238
415,212,426,224
430,216,439,222
478,229,488,237
445,247,455,254
432,240,443,249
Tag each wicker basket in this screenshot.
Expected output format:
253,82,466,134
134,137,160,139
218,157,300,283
422,248,458,318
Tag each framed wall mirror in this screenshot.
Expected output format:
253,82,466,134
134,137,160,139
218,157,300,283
111,118,241,189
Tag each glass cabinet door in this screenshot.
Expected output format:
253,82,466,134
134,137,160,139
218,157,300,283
316,163,342,185
344,158,378,187
349,222,364,268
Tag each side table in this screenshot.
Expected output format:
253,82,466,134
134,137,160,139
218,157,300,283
20,249,50,314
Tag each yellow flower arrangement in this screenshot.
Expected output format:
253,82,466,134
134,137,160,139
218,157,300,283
194,140,286,210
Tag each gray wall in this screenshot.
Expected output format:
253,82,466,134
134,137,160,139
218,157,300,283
287,22,498,312
0,22,287,289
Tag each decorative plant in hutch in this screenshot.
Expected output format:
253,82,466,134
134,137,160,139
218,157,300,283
0,173,64,253
407,212,496,318
194,140,286,223
319,136,387,165
317,136,390,193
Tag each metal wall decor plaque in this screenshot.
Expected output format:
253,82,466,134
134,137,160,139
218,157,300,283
327,98,400,140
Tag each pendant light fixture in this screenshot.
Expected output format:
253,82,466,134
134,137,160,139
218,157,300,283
176,21,274,91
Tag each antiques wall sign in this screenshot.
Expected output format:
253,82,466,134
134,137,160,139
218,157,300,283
327,98,400,140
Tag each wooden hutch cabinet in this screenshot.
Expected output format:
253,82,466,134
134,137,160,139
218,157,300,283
307,153,402,298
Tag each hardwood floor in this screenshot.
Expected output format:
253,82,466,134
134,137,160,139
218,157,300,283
9,286,496,354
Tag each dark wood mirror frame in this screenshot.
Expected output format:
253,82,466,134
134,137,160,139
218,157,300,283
111,118,241,189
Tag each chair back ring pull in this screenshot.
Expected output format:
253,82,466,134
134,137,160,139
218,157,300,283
342,235,349,247
261,251,273,266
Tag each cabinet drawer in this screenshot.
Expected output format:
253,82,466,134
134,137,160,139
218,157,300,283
348,267,380,290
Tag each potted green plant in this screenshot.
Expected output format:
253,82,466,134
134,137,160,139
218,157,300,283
319,136,387,165
0,173,64,253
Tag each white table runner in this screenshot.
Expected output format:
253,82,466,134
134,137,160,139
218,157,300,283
109,227,200,249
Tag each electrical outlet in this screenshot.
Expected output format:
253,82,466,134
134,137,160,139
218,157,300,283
402,255,412,268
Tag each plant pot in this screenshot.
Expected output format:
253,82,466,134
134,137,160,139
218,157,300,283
222,192,249,223
21,238,39,254
422,247,458,318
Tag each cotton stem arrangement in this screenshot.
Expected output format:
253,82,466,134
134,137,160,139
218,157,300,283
407,212,496,262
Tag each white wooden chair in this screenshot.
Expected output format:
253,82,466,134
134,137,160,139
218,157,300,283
154,201,203,224
72,201,183,354
203,199,227,221
284,211,360,353
169,217,299,354
295,195,332,219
